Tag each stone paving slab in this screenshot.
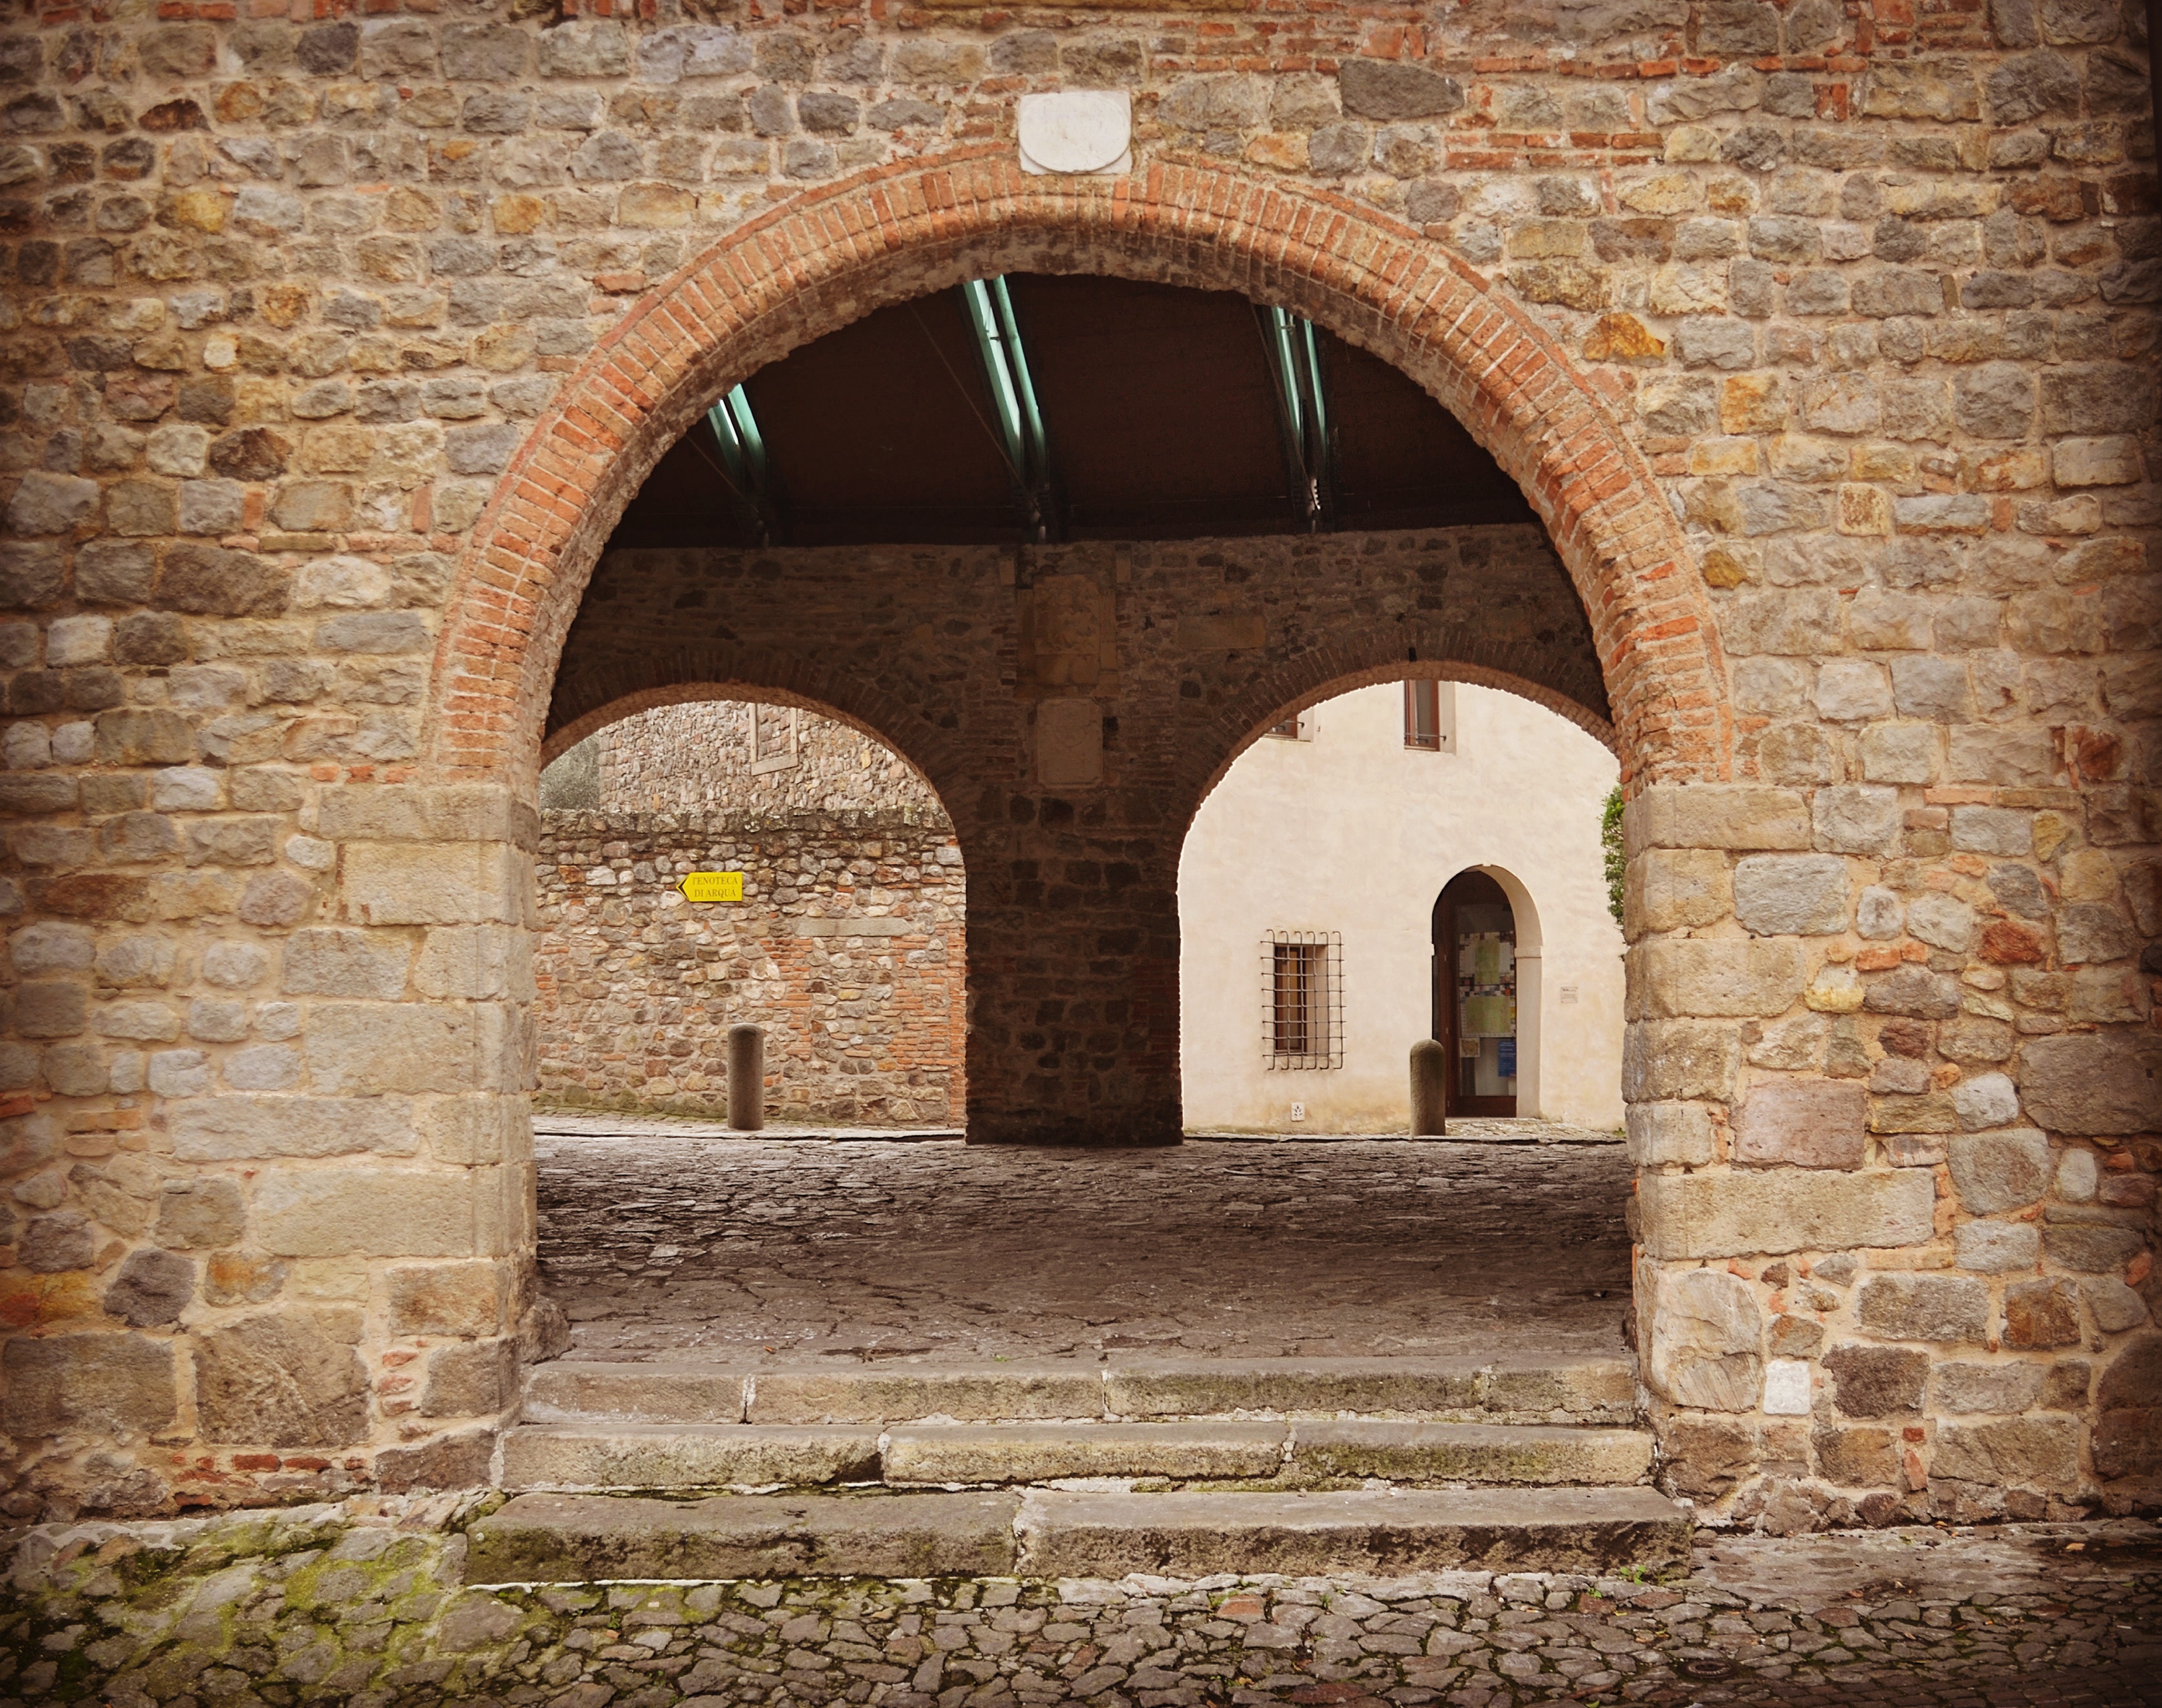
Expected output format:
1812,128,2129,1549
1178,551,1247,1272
537,1133,1634,1366
11,1497,2157,1706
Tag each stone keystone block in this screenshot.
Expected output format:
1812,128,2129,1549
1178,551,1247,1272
1734,1078,1868,1169
1626,785,1812,855
1637,1169,1935,1259
253,1167,490,1257
1635,939,1805,1018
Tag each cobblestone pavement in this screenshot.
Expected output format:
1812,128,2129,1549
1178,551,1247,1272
535,1131,1633,1367
6,1499,2160,1707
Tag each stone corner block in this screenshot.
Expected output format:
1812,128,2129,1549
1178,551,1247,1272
253,1167,503,1258
1733,1077,1868,1170
1626,785,1811,856
1638,1167,1934,1259
1635,939,1805,1019
343,842,530,927
1626,1101,1717,1167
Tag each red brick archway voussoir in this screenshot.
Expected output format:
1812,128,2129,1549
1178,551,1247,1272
426,150,1730,791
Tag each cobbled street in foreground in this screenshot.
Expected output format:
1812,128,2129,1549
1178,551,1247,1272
3,1501,2159,1707
534,1127,1633,1366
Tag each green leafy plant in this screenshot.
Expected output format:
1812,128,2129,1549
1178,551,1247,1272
1602,785,1625,928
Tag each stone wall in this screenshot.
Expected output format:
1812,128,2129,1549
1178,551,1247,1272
597,702,948,818
534,808,963,1124
0,0,2155,1529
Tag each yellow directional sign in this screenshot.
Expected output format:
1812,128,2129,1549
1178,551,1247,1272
677,871,744,903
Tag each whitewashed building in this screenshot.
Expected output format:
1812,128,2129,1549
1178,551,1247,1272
1179,683,1626,1133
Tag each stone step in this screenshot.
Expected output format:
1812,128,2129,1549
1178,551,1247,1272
465,1488,1689,1583
523,1355,1639,1428
500,1419,1654,1492
502,1424,881,1492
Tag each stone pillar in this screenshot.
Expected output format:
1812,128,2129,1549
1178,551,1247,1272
959,824,1181,1147
0,753,550,1516
1409,1039,1448,1136
726,1024,764,1131
1624,782,2159,1530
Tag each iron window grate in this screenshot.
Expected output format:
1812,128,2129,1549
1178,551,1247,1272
1264,930,1343,1069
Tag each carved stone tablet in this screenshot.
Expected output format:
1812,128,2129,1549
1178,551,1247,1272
1037,698,1104,787
1018,92,1133,177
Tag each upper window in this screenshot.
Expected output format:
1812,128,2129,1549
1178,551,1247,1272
1264,710,1313,741
1404,680,1456,752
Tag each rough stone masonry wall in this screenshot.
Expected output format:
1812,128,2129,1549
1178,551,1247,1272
533,808,964,1123
593,701,949,818
0,0,2156,1531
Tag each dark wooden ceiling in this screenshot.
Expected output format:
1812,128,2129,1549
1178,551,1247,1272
608,274,1536,549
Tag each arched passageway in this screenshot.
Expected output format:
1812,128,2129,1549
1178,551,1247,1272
420,160,1724,1147
478,229,1690,1143
1180,680,1624,1135
535,695,965,1127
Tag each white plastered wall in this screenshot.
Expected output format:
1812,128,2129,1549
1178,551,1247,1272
1178,682,1625,1132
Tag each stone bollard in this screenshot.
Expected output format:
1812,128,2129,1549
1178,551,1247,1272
728,1023,766,1132
1410,1039,1448,1137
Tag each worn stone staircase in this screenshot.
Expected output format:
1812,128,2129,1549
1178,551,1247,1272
475,1355,1689,1582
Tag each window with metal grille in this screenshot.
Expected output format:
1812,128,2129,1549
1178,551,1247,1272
1403,680,1455,752
1264,709,1312,741
1264,931,1343,1068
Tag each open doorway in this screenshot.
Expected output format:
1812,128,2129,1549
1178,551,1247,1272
1434,870,1522,1118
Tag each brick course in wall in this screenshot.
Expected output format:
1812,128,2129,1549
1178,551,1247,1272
533,807,963,1125
0,0,2155,1529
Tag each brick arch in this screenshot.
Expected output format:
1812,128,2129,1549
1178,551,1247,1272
427,149,1727,793
1186,657,1616,826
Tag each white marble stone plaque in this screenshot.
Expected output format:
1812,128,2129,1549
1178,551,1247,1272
1018,91,1132,176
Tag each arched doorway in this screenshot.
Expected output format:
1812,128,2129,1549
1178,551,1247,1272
1433,869,1538,1120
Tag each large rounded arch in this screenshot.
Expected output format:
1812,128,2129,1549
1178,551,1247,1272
424,150,1728,793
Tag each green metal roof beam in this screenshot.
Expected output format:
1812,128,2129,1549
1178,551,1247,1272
961,276,1057,540
706,384,783,544
1259,305,1335,532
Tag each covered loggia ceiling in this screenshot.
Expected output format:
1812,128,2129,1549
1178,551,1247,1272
607,274,1537,549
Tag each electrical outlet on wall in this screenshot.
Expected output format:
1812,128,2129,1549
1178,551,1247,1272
1289,1103,1306,1122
